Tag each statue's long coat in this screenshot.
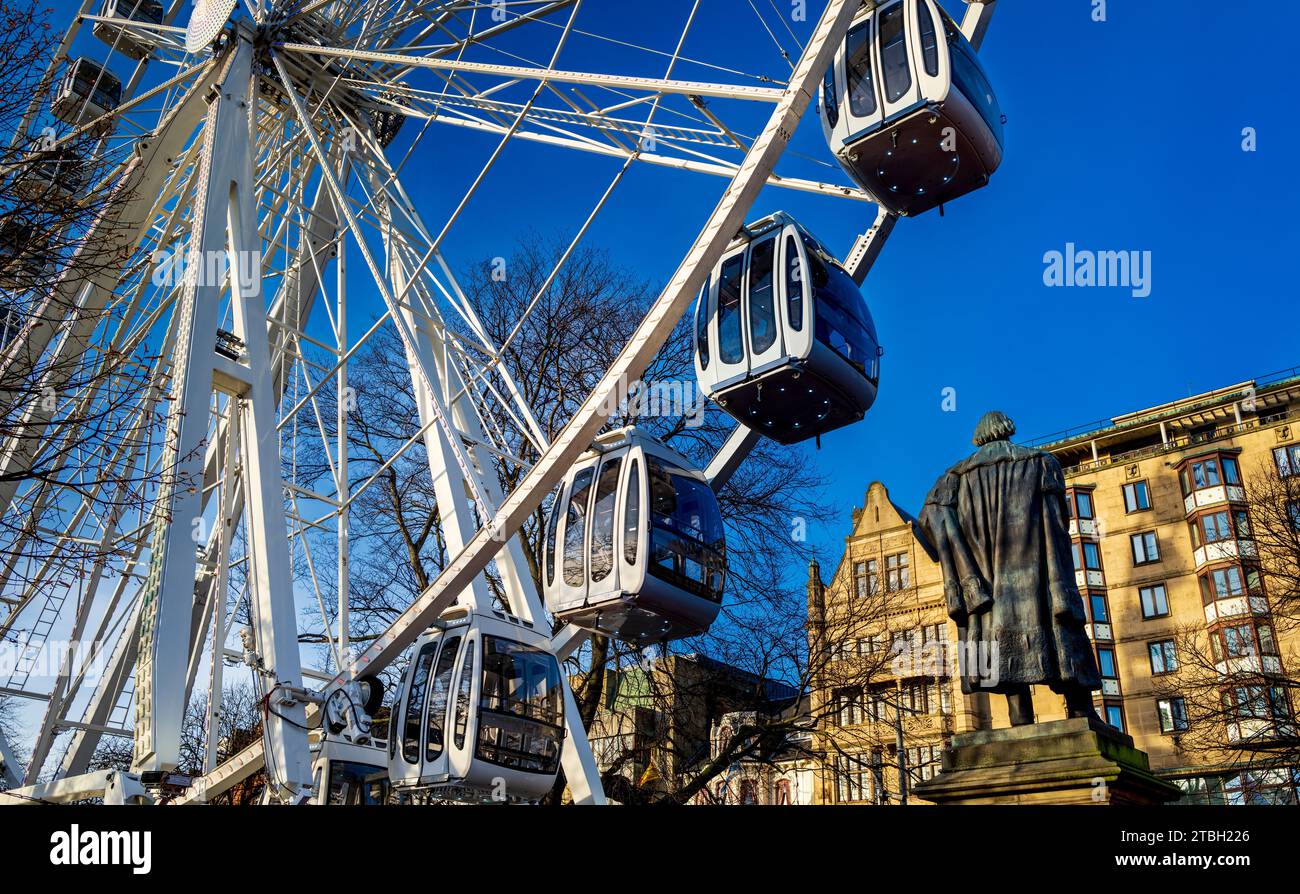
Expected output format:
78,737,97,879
919,440,1101,694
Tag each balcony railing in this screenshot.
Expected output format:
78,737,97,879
1058,407,1299,478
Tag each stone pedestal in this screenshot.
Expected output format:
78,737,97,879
912,717,1181,805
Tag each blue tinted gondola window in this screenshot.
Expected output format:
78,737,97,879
784,235,803,331
803,237,879,382
544,482,565,587
647,458,726,602
425,634,461,761
879,3,912,103
453,639,475,749
402,643,437,764
589,456,622,583
822,65,838,128
846,21,876,117
694,278,709,370
717,254,744,364
624,459,640,564
917,0,940,76
326,760,388,805
477,637,563,774
949,36,1004,145
563,467,595,586
748,236,777,354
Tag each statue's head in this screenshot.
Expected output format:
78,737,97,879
973,410,1016,446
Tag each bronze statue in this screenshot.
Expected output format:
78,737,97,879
919,411,1101,726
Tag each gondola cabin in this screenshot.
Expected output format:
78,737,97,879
387,609,565,802
92,0,166,61
0,302,20,350
51,58,122,134
0,219,48,293
819,0,1003,216
544,427,726,643
694,212,880,445
310,733,390,805
14,142,87,207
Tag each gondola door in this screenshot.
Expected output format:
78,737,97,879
552,457,598,614
443,629,479,783
839,11,884,143
908,0,951,102
419,632,463,782
390,638,437,787
708,246,750,391
744,232,785,376
615,444,647,602
777,226,812,364
874,0,921,122
585,450,627,606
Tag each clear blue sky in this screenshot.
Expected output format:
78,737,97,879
49,0,1300,568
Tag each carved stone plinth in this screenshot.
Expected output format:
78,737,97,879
912,717,1182,806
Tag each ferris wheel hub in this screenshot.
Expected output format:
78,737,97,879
185,0,238,53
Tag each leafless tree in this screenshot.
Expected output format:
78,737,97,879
0,692,26,788
82,681,267,803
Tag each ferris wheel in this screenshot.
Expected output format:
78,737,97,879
0,0,1000,805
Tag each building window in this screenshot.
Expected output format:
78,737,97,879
1191,458,1222,489
1088,592,1109,624
1123,480,1152,513
834,754,872,804
1148,639,1178,675
1199,565,1250,602
885,552,910,591
1260,623,1278,655
853,559,879,599
1223,685,1289,722
1275,445,1300,479
774,779,792,805
904,745,942,785
1222,456,1241,485
1069,490,1095,520
1223,768,1300,806
1213,621,1277,661
1234,510,1252,539
1131,531,1161,565
1200,511,1233,544
1073,541,1102,572
1097,647,1118,681
739,779,758,805
833,687,863,726
902,680,931,714
1157,697,1189,733
1222,623,1257,658
1104,703,1125,732
1139,583,1169,619
865,688,887,723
